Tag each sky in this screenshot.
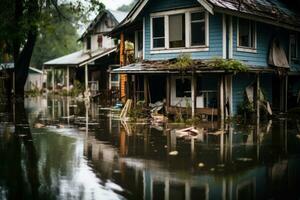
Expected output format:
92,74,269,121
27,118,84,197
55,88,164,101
101,0,134,10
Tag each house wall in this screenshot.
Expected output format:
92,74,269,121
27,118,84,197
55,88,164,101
25,73,44,91
84,13,117,52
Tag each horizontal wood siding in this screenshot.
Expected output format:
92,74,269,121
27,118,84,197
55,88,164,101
142,0,223,60
232,17,290,68
232,73,255,114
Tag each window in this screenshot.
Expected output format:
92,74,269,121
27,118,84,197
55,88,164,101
98,35,103,48
152,17,165,48
86,36,91,50
176,78,191,97
191,12,206,46
169,14,185,48
290,34,299,61
151,8,209,52
238,18,256,49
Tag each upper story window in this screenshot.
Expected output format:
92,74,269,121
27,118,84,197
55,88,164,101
98,35,103,48
86,36,91,50
169,14,185,48
191,12,205,46
152,17,165,48
290,34,299,62
237,18,257,52
150,8,209,53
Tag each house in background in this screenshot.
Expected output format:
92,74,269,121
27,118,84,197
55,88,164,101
0,63,45,93
109,0,300,119
44,9,127,103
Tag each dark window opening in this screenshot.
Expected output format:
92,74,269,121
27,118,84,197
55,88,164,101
87,36,91,50
169,14,186,48
191,12,206,46
290,34,299,60
152,17,165,48
176,78,191,97
98,35,103,48
138,31,143,51
238,18,256,48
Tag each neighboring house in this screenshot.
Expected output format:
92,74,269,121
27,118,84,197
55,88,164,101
0,63,45,92
44,9,127,100
110,0,300,119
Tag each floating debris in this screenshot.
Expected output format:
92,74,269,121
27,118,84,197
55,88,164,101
34,123,45,128
198,163,205,168
169,151,178,156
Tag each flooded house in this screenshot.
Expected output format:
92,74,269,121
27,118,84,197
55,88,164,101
109,0,300,119
44,9,127,102
0,63,45,93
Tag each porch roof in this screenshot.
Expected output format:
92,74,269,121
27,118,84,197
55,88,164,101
112,60,276,74
43,47,117,68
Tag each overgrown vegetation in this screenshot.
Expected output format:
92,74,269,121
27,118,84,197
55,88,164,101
170,54,194,71
128,101,149,121
206,58,249,73
25,87,42,97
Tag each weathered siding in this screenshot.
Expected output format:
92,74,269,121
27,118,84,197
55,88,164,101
140,0,223,61
232,17,290,68
144,13,223,60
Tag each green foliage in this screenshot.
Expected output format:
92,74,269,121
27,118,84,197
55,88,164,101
25,87,42,97
171,54,194,70
69,80,84,97
31,5,82,69
129,101,148,121
206,58,249,73
117,0,138,12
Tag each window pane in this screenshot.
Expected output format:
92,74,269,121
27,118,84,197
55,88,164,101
169,14,185,48
191,21,205,46
291,35,297,59
176,78,191,98
153,17,165,38
239,18,250,47
138,31,143,51
153,38,165,48
191,12,205,21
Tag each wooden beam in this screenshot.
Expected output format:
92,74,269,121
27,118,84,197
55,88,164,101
191,74,197,118
144,75,149,105
66,66,70,92
219,75,225,121
52,67,55,92
285,75,288,112
166,75,170,108
85,64,88,92
256,73,260,121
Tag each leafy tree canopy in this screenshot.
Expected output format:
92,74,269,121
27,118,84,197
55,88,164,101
117,0,138,12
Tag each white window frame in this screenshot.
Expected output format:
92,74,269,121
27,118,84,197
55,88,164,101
150,7,209,54
237,17,257,53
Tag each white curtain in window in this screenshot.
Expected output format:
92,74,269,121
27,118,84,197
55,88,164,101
169,15,183,42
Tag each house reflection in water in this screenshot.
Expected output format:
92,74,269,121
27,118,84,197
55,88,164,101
81,108,300,200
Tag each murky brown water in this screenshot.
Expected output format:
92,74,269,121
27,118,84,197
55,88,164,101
0,97,300,200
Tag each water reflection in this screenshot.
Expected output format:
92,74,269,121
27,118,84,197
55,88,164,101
0,97,300,200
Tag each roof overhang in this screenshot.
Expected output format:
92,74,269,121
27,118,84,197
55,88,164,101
44,47,117,69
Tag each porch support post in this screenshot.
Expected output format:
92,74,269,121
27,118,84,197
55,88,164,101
66,66,70,92
285,75,288,112
255,73,260,121
85,64,88,92
219,75,225,121
52,67,55,92
166,75,171,109
144,75,149,106
191,73,196,118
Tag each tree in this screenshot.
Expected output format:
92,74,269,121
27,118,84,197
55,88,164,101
117,0,138,12
30,4,81,69
0,0,105,98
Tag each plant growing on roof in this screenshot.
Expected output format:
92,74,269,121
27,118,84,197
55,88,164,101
206,58,248,73
170,54,194,71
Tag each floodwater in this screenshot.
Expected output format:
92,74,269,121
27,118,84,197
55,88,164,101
0,97,300,200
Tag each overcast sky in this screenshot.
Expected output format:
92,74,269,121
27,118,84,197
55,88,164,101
101,0,134,10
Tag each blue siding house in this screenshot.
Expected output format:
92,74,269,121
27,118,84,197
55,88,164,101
110,0,300,119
